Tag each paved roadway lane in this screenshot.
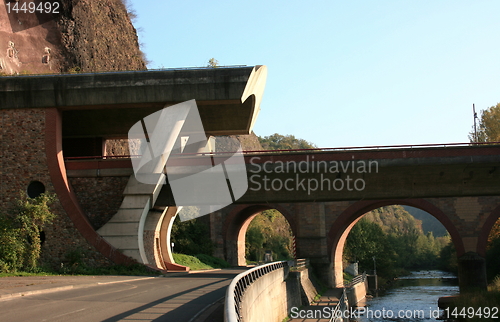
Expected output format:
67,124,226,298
0,269,245,322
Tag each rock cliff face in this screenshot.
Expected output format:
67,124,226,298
216,133,263,152
0,0,145,75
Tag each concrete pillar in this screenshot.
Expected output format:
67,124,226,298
209,211,225,259
226,240,239,266
458,252,487,293
295,204,331,285
332,257,344,288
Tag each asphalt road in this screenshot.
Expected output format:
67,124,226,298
0,269,245,322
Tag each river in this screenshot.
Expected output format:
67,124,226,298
355,270,459,322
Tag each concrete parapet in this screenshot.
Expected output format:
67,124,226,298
346,274,368,307
225,262,319,322
240,268,289,322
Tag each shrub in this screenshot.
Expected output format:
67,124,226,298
0,192,56,272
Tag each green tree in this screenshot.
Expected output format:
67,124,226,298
246,225,265,261
468,103,500,280
245,209,293,262
170,216,214,256
344,206,448,279
344,218,397,278
0,193,56,272
469,103,500,143
438,239,458,274
258,133,317,150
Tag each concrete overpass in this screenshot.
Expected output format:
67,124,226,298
0,66,267,270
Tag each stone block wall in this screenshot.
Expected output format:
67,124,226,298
0,108,113,268
69,176,128,230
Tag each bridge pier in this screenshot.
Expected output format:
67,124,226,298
458,252,487,293
308,257,334,288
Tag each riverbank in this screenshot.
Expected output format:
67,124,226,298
441,277,500,322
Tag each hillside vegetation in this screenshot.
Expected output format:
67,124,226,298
344,205,451,279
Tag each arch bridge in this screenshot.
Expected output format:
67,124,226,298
1,67,498,293
67,143,500,292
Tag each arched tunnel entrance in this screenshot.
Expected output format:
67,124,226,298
223,205,297,266
328,199,465,288
478,204,500,282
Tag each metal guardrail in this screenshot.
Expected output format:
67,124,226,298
0,65,250,77
329,288,349,322
328,273,367,322
344,272,367,289
292,258,309,270
63,141,500,161
225,261,290,322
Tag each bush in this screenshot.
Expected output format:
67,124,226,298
0,193,56,273
171,216,214,256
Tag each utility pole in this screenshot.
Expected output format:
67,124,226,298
473,104,478,143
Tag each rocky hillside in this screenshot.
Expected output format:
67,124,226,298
215,132,263,152
0,0,145,75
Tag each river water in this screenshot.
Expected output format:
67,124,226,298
355,270,459,322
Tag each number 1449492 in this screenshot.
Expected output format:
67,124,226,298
6,1,60,14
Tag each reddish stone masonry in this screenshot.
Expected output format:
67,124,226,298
69,176,128,230
0,108,113,268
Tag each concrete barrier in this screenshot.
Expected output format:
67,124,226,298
345,274,368,307
240,267,289,322
225,260,319,322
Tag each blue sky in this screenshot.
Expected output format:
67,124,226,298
129,0,500,148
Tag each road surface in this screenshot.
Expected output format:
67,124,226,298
0,269,244,322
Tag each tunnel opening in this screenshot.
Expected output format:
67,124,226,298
224,205,296,267
328,200,463,288
245,209,295,265
483,208,500,283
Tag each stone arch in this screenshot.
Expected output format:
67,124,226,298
223,204,297,266
477,203,500,257
327,198,464,287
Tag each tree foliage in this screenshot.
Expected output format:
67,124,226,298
469,102,500,143
245,209,293,262
258,133,317,150
343,206,450,279
467,103,500,280
207,58,219,68
244,133,315,262
170,216,214,256
0,193,56,273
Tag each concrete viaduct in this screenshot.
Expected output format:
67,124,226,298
1,66,499,293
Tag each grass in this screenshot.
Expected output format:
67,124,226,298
0,263,160,277
343,271,354,284
447,276,500,322
173,253,231,271
0,270,59,278
1,253,231,277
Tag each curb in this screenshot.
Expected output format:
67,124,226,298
159,268,222,277
0,276,157,302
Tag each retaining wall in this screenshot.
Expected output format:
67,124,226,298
232,267,318,322
346,279,368,307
